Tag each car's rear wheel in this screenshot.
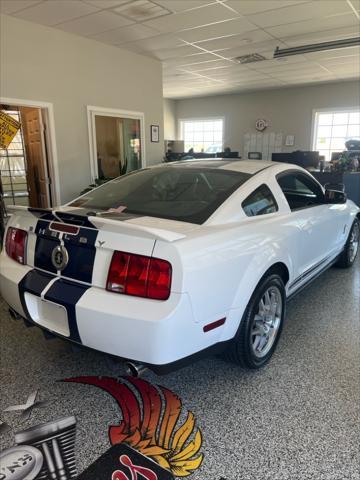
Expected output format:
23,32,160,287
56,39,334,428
224,274,286,369
335,218,359,268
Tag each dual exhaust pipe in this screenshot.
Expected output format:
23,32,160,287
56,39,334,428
125,362,148,378
9,308,147,378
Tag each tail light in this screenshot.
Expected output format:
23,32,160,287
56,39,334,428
5,227,28,264
106,251,172,300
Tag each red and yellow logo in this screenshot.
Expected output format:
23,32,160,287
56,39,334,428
64,376,203,477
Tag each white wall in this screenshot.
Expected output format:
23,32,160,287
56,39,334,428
0,14,164,203
163,98,176,140
175,81,360,156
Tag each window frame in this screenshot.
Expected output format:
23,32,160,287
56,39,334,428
179,117,225,153
276,170,325,212
242,183,279,217
311,107,360,161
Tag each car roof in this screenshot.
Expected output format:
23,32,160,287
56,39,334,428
164,158,280,175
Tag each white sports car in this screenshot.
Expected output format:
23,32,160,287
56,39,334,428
1,160,359,374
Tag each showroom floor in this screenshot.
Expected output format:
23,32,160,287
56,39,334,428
0,258,359,480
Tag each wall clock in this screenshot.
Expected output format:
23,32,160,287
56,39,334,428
255,118,268,131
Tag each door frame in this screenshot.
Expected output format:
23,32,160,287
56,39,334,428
0,96,60,206
87,105,146,183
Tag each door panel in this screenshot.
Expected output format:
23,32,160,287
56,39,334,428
21,107,50,208
277,171,345,280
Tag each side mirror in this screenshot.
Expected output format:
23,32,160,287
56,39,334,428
325,189,347,204
324,182,345,192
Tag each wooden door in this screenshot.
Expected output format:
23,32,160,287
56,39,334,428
21,107,50,208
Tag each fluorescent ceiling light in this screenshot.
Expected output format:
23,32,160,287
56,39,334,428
274,37,360,58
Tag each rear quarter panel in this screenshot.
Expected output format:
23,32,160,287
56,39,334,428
154,213,299,342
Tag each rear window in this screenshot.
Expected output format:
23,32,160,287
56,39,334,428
70,167,251,224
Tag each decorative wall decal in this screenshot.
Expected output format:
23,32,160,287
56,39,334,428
3,391,48,421
63,376,204,478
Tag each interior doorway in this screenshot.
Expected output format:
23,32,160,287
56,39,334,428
87,106,145,183
0,101,58,209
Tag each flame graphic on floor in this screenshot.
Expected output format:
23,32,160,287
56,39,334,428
64,376,203,477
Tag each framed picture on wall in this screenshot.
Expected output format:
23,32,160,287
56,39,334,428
150,124,159,143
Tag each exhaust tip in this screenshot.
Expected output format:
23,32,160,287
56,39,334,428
125,362,147,378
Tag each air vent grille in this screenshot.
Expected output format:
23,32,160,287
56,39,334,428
235,53,267,64
114,0,171,22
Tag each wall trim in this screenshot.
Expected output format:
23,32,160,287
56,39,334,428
87,105,146,182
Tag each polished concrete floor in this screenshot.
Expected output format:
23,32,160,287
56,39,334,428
0,258,359,480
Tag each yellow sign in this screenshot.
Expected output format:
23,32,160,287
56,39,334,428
0,111,21,149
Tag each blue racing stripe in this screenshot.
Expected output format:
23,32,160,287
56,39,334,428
44,279,89,343
18,269,89,344
34,220,60,273
61,228,98,283
18,270,56,321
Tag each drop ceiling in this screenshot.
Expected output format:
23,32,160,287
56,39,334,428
1,0,359,98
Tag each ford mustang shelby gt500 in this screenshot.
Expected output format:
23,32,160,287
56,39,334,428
1,160,359,373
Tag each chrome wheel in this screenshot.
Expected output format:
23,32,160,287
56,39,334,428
251,286,282,358
349,221,359,263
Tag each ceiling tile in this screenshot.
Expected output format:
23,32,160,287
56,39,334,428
163,52,221,66
226,0,310,16
281,26,360,46
126,33,185,53
176,16,258,43
217,40,285,60
57,10,133,36
0,0,44,14
151,44,203,59
14,0,99,26
348,0,360,11
143,3,237,33
249,54,310,71
154,0,216,12
267,12,358,37
195,29,273,51
92,23,159,44
180,58,234,71
83,0,130,7
247,1,351,28
113,0,171,22
304,46,360,61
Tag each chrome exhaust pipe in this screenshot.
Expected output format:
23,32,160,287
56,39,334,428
125,362,148,378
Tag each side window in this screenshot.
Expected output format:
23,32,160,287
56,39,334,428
242,184,278,217
277,172,324,211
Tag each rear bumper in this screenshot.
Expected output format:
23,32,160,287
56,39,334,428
0,254,224,370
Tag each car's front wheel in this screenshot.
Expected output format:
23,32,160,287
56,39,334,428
335,218,359,268
225,274,286,369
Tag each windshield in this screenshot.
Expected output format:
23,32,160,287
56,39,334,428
70,166,251,224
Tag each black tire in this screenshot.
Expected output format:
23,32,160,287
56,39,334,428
224,274,286,369
335,218,359,268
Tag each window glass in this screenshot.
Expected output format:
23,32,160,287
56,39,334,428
277,173,324,211
181,119,223,153
242,184,278,217
70,167,251,225
313,109,360,161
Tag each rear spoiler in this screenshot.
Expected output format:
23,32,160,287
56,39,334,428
7,206,186,242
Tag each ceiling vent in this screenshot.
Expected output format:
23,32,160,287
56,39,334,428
113,0,171,22
235,53,267,64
